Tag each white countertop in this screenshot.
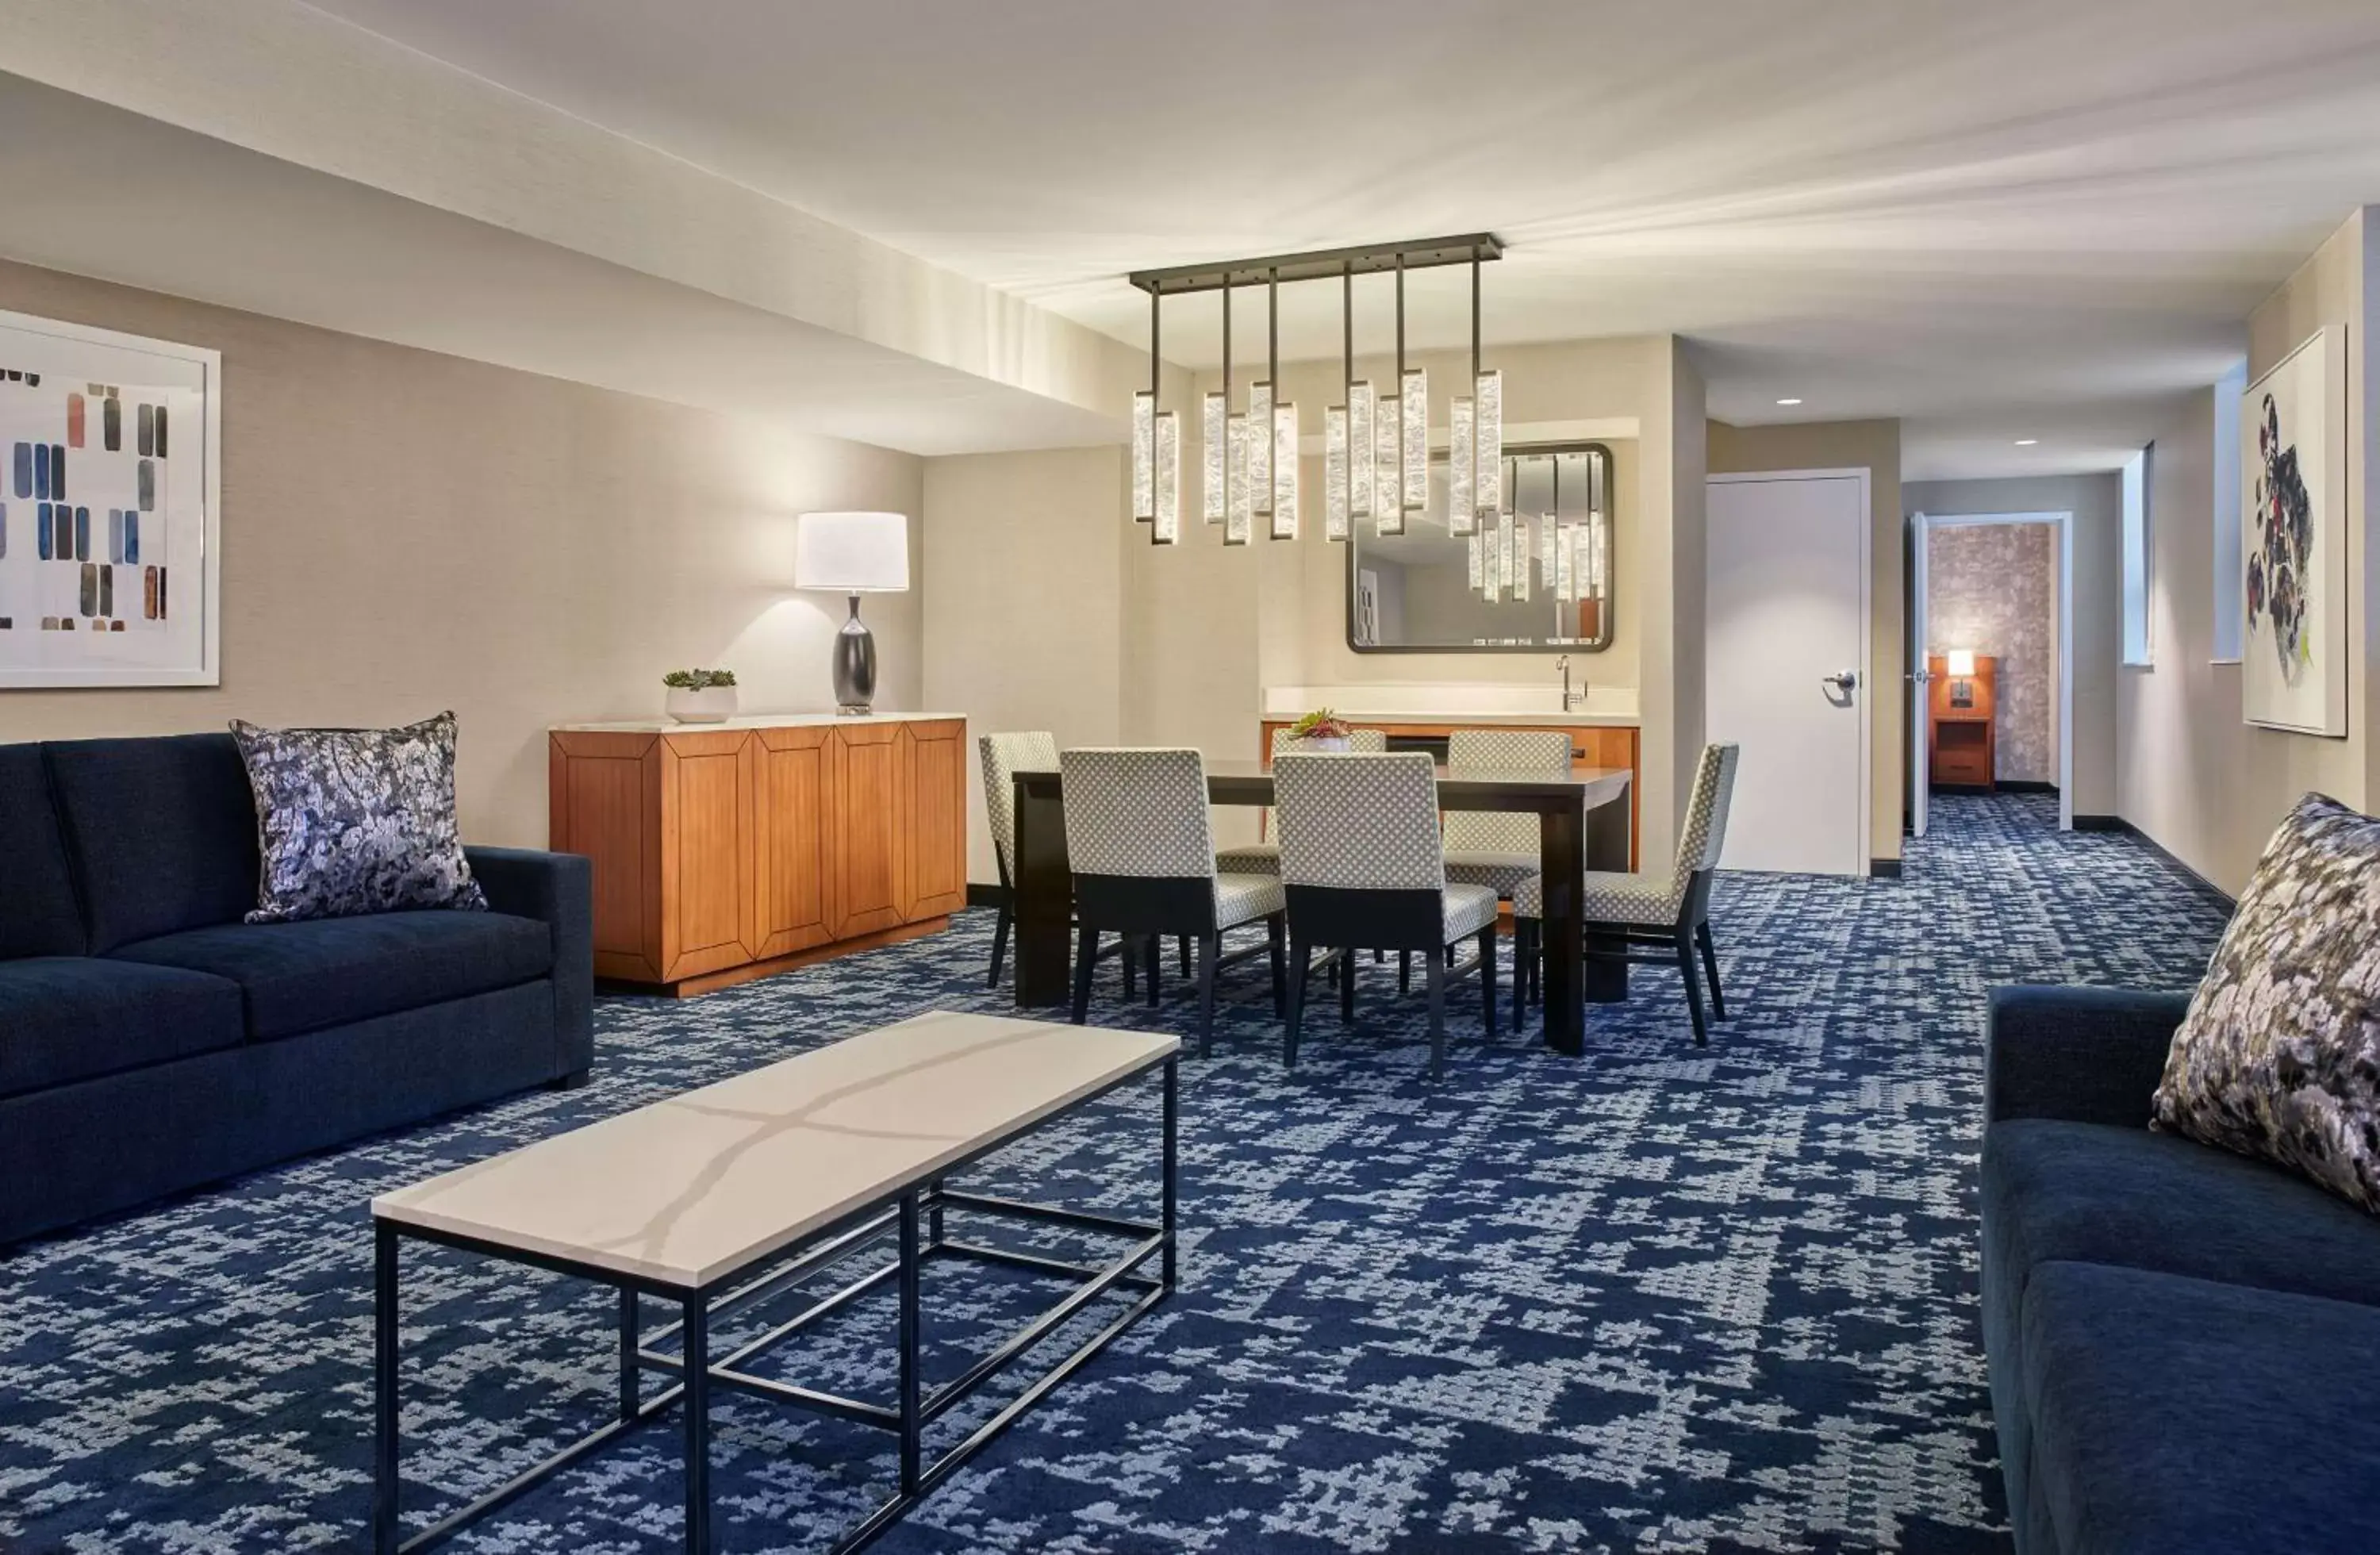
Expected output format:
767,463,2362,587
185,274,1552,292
1292,708,1642,728
374,1012,1177,1288
553,711,965,733
1262,684,1639,727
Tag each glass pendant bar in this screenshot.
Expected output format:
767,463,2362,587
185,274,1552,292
1249,382,1274,517
1131,390,1155,522
1152,411,1179,544
1539,516,1557,600
1348,381,1374,521
1270,403,1298,539
1468,530,1484,591
1474,370,1503,524
1324,405,1349,541
1225,413,1251,545
1514,516,1532,602
1499,510,1516,597
1556,521,1575,602
1448,396,1476,537
1373,394,1403,535
1399,367,1426,513
1202,392,1227,524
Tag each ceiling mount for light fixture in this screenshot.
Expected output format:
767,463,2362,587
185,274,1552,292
1775,397,1803,406
1124,234,1505,549
2014,438,2039,446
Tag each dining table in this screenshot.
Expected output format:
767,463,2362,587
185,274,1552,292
1009,758,1636,1055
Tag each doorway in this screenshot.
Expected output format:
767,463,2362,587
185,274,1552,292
1706,470,1871,877
1909,511,2075,836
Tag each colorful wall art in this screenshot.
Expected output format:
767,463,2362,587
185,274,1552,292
0,310,218,688
2241,324,2347,737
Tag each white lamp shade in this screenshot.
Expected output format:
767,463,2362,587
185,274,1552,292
795,511,910,593
1945,649,1977,678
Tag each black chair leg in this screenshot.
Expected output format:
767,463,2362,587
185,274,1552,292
1423,947,1447,1081
1510,920,1532,1031
1144,935,1161,1008
1697,920,1727,1020
1122,936,1138,1001
1478,926,1497,1035
1398,950,1411,994
988,902,1012,988
1340,945,1357,1024
1266,915,1288,1017
1196,931,1220,1058
1676,928,1710,1046
1179,935,1193,979
1284,937,1309,1068
1070,923,1099,1023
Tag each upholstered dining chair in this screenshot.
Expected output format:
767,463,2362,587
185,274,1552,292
977,730,1057,987
1513,742,1741,1045
1441,727,1571,898
1273,752,1501,1081
1216,725,1388,876
1061,748,1287,1054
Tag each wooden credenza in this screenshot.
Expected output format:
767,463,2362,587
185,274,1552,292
1927,655,1997,791
549,714,968,996
1256,716,1641,870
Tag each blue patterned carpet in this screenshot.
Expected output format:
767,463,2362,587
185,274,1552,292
0,793,2231,1553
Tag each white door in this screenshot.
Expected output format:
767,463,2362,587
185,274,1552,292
1706,473,1868,876
1910,512,1931,839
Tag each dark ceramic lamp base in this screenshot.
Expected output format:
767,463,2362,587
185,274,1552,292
833,594,877,715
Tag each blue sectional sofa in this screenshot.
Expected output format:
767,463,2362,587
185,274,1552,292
0,731,592,1246
1982,985,2380,1554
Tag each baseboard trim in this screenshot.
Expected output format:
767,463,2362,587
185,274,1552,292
1868,857,1903,879
2077,816,2236,906
1997,779,2059,794
965,881,1005,908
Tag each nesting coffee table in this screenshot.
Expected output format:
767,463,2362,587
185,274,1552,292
370,1011,1180,1553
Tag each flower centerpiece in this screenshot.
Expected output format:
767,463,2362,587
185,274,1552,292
1288,708,1355,753
662,667,739,724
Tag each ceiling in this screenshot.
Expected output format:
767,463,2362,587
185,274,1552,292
293,0,2380,480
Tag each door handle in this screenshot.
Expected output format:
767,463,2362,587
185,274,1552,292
1822,670,1858,693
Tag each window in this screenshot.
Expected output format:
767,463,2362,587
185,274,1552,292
2121,446,2153,666
2211,362,2247,662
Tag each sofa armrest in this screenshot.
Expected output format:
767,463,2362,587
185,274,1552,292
468,847,593,1076
1985,985,2191,1129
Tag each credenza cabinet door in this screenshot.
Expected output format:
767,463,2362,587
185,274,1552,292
657,729,760,983
751,726,835,960
900,719,969,920
829,723,908,939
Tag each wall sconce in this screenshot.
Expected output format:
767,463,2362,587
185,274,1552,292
1945,648,1977,708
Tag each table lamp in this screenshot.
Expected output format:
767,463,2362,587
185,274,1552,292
795,511,909,714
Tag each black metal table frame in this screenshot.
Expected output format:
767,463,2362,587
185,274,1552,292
372,1056,1178,1555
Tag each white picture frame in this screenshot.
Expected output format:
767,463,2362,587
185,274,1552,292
0,309,221,688
2241,323,2347,736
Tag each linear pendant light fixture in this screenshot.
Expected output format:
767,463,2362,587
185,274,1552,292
1127,233,1501,548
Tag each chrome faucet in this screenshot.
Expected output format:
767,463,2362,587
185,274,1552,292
1557,655,1588,712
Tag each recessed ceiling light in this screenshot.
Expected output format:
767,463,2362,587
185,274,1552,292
1775,397,1802,406
2014,438,2038,446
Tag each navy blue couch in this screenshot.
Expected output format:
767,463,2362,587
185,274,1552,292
1982,985,2380,1554
1,731,592,1246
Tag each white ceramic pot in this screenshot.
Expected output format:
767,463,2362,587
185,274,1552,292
1302,735,1352,753
665,685,738,724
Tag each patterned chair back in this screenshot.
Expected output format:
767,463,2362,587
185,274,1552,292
1675,743,1743,880
1274,752,1446,892
1059,748,1216,881
1262,726,1385,832
979,731,1058,886
1442,728,1572,854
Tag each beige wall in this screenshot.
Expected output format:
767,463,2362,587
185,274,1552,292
1906,472,2125,820
0,258,925,846
923,446,1127,881
1706,417,1903,863
2117,207,2376,893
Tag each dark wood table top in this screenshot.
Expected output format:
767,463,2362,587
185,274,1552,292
1014,760,1632,810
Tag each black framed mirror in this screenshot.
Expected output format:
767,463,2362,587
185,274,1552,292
1347,440,1615,653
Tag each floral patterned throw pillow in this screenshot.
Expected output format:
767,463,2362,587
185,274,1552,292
2152,793,2380,1212
230,712,487,923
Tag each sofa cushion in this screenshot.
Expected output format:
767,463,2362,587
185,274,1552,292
0,957,246,1098
2152,792,2380,1212
2021,1260,2380,1553
1983,1119,2380,1311
0,743,84,959
109,910,553,1041
44,732,261,953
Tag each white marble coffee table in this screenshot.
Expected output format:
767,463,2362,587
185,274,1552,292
369,1010,1180,1554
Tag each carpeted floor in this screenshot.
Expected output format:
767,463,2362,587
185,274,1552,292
0,793,2232,1553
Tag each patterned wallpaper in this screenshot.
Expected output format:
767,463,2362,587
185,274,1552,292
1928,522,2056,783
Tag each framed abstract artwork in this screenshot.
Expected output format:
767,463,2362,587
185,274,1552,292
0,310,220,688
2242,324,2347,736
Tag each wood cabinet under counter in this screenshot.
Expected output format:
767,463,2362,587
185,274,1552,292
548,714,968,995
